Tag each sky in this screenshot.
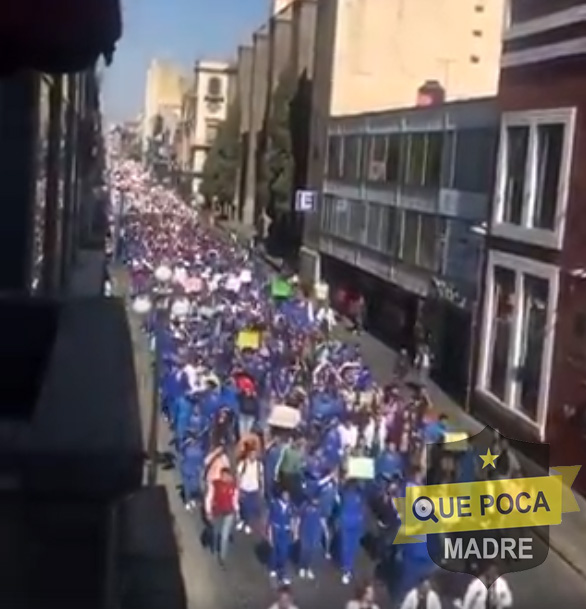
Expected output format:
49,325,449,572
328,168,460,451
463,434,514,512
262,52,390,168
102,0,268,122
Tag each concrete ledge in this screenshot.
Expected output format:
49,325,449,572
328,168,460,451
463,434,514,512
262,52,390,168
0,298,144,499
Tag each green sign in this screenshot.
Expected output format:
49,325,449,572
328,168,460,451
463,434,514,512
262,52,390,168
271,278,292,299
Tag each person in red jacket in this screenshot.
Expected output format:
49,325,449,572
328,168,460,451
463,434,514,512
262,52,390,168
205,467,239,567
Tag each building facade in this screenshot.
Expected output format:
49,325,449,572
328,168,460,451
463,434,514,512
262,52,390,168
142,59,186,154
319,98,498,400
189,60,234,196
474,1,586,493
301,0,508,280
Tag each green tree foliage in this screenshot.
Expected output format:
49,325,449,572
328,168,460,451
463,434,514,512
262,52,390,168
200,100,241,205
265,68,296,216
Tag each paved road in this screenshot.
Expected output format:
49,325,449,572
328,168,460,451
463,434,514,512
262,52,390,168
118,261,586,609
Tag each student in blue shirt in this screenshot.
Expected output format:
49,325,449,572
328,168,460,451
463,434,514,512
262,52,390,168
267,487,296,584
298,494,322,580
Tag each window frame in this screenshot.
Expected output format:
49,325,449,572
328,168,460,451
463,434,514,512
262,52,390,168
476,250,559,437
492,108,576,250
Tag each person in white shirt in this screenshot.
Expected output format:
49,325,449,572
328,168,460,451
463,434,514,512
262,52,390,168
338,418,359,453
458,566,513,609
362,412,387,456
236,447,264,535
316,305,337,336
399,579,442,609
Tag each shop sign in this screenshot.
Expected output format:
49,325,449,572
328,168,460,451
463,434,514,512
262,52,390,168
430,277,469,308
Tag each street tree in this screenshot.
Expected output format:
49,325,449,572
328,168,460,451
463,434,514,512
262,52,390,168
265,68,296,218
200,100,241,214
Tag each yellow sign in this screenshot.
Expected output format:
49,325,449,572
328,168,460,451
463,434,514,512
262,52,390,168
237,330,261,350
393,465,581,543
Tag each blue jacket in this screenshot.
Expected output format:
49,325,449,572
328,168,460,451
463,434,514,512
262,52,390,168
339,487,366,529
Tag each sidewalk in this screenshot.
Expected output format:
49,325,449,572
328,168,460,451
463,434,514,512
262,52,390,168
218,218,586,581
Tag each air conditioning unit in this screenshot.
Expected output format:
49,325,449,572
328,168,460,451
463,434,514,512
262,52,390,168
368,161,386,182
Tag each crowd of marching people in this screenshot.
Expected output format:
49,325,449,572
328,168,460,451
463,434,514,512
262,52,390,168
111,160,514,609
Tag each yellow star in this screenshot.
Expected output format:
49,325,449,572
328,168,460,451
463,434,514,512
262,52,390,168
479,448,500,469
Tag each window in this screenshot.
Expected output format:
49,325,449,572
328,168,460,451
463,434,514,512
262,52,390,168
417,214,438,270
487,267,515,401
533,124,563,230
518,275,549,420
327,136,343,179
383,207,402,257
503,126,528,225
474,4,484,12
205,121,220,145
333,198,350,237
405,134,426,186
366,135,387,182
470,55,480,63
402,211,419,265
342,135,360,181
207,76,222,97
493,109,575,249
423,132,443,187
452,129,497,193
472,29,483,37
385,134,402,183
349,200,367,242
441,131,456,187
366,203,383,249
478,252,559,430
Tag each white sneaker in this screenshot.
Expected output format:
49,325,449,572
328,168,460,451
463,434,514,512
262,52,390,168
325,552,332,560
306,569,315,580
281,577,291,585
244,525,252,535
342,573,351,585
299,569,306,579
236,521,244,531
184,503,192,512
269,571,277,578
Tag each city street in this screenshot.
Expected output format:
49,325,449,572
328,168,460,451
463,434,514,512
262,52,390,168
118,262,586,609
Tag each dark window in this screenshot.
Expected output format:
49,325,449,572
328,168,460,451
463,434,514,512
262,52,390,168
326,136,342,179
503,126,529,224
366,135,387,182
532,123,563,230
207,76,222,97
361,136,371,180
386,134,402,183
342,135,360,181
423,132,443,187
402,211,419,264
417,214,438,270
452,128,498,193
405,134,426,186
441,131,456,187
366,203,383,249
349,200,367,242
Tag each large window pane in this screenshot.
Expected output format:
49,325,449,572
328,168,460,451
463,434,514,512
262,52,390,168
532,124,563,230
441,131,455,187
367,135,387,182
386,134,401,183
333,198,350,236
402,211,419,264
342,135,360,181
423,132,443,187
405,134,426,186
518,275,549,421
366,203,383,249
327,136,342,178
349,200,367,242
417,214,438,270
503,126,529,225
452,128,497,193
488,267,515,400
383,207,402,256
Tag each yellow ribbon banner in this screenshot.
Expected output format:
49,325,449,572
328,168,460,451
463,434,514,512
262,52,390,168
393,465,581,544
